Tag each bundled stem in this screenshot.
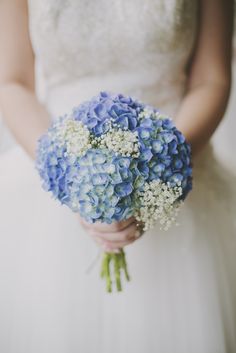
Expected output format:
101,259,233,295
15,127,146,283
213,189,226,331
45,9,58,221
100,249,130,292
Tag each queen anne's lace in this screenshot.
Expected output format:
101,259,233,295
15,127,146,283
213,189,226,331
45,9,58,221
99,127,140,158
53,118,92,157
134,180,183,231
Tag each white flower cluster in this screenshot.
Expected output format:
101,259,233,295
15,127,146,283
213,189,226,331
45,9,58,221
56,118,92,157
138,108,167,121
134,180,183,231
99,127,140,157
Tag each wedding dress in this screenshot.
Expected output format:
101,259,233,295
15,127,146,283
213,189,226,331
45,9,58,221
0,1,236,352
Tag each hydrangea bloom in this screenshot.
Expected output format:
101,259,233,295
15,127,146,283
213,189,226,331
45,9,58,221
69,149,138,223
71,91,144,136
135,108,192,198
36,91,193,292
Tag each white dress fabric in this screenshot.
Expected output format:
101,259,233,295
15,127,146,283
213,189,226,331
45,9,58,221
0,1,236,352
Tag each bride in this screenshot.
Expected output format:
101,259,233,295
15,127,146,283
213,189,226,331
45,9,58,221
0,0,235,352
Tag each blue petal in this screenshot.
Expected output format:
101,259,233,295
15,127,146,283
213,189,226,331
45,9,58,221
152,140,163,153
91,173,108,185
115,182,133,197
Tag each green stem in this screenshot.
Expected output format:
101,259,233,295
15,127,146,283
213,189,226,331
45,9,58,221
100,249,130,292
106,254,112,293
100,254,105,279
120,249,130,282
100,253,112,293
113,253,122,292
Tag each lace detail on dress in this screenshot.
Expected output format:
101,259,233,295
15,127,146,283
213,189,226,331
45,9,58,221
28,0,198,93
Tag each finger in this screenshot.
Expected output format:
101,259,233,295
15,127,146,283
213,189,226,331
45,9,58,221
101,238,136,252
93,236,136,252
89,235,123,253
91,222,140,242
103,228,143,248
90,217,135,233
79,217,136,236
102,237,137,250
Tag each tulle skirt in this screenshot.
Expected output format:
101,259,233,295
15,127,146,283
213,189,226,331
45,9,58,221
0,140,236,353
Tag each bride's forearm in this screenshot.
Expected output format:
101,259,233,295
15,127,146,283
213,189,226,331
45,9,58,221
0,82,50,159
0,0,49,159
175,80,231,155
174,0,233,156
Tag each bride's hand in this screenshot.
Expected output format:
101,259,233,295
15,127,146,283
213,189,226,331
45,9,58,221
78,215,141,252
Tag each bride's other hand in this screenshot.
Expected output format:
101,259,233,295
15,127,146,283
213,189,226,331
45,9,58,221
78,215,141,252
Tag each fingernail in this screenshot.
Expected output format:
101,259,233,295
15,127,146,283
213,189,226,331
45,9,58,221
134,230,141,239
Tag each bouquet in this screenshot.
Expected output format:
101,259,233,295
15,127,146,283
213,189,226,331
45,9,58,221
36,92,192,292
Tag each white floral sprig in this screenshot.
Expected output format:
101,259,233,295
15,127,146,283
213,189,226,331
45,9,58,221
138,108,167,121
98,127,140,157
134,180,183,231
53,118,92,157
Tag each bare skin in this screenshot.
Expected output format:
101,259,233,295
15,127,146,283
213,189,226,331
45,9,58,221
0,0,233,252
0,0,50,158
175,0,233,154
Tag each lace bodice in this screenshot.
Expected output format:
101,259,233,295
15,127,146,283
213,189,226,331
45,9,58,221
27,0,198,115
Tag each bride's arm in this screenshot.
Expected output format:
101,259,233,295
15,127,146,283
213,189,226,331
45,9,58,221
175,0,234,155
0,0,50,159
0,0,138,251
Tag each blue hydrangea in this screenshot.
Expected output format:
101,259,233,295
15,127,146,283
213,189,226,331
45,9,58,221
67,149,138,223
36,133,69,201
35,92,194,293
72,91,144,136
36,91,192,224
135,114,192,198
